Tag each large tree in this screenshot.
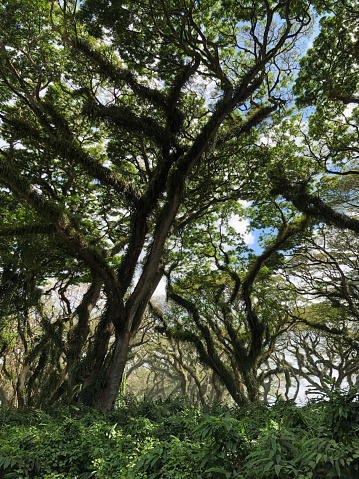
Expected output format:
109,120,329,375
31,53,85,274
0,0,313,409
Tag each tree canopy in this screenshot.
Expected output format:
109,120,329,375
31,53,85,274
1,0,359,409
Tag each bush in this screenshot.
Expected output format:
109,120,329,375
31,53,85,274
1,388,359,479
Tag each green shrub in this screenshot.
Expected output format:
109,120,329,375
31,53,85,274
1,389,359,479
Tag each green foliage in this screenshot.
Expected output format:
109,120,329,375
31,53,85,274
1,390,357,478
194,411,250,476
0,406,155,478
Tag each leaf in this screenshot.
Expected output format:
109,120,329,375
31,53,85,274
274,464,282,475
335,459,341,477
271,436,277,454
206,467,231,478
263,460,274,472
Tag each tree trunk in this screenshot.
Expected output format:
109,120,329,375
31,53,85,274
242,368,260,403
0,386,10,406
66,277,102,396
94,330,131,410
78,313,131,411
16,363,30,408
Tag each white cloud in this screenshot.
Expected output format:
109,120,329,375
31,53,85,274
260,136,276,146
228,215,255,245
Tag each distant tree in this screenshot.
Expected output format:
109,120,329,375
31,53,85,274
153,209,310,405
126,305,228,405
274,328,359,397
279,225,359,349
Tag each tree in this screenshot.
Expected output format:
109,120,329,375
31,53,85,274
125,306,228,405
275,328,359,397
246,218,359,401
0,0,312,409
153,208,310,405
277,224,359,350
239,2,359,399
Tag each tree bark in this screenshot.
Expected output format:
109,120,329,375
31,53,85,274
16,363,30,409
93,329,131,410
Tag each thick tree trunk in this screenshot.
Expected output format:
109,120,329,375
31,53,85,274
0,386,10,406
93,330,131,410
242,368,260,403
178,368,188,398
79,268,164,410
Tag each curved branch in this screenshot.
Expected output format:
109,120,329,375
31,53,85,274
68,37,169,110
0,224,56,237
272,178,359,233
1,116,140,203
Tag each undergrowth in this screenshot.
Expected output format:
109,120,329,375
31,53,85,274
1,387,359,478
